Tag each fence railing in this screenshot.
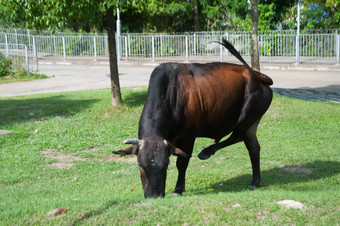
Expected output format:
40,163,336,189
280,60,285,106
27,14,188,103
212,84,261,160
1,31,339,68
118,32,340,64
0,43,38,73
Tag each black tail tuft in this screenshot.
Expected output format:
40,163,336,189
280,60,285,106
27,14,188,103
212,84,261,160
217,39,273,86
218,39,251,70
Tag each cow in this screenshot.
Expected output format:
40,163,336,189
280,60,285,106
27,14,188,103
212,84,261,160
113,39,273,198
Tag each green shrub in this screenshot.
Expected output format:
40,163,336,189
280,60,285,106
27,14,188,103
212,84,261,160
0,55,13,76
0,55,48,82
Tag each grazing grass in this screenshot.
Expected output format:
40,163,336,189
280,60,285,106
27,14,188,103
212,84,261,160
0,72,49,83
0,88,339,225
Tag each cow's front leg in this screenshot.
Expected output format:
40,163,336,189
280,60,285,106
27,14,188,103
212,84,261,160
172,139,194,195
172,156,191,195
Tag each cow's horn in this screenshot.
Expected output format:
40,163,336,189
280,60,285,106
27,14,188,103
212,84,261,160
123,139,141,145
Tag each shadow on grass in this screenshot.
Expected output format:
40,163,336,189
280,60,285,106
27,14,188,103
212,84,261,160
273,87,340,102
69,161,338,223
190,160,340,195
71,201,120,226
122,88,147,107
0,95,100,126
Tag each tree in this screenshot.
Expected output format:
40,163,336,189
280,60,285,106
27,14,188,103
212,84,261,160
0,0,122,105
200,0,251,31
106,5,122,105
250,0,260,71
281,0,340,31
192,0,201,31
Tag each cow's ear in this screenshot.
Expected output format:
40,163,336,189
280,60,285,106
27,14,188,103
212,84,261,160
164,140,191,158
113,145,139,156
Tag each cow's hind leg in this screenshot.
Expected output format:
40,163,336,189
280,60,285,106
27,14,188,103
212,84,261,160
198,87,272,161
244,120,261,190
198,133,243,160
172,139,195,195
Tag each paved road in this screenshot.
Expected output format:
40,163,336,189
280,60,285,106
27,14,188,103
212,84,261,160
0,62,339,102
0,63,152,97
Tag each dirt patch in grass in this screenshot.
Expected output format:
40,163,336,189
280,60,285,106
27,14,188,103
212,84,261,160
0,130,13,136
103,154,137,163
41,150,137,169
41,149,89,169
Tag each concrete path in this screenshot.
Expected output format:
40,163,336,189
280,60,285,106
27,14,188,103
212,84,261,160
0,62,339,102
0,63,154,97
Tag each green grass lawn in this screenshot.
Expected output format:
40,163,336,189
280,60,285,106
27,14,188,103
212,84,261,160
0,88,339,225
0,73,49,83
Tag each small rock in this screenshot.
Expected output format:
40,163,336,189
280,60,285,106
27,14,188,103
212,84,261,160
47,207,67,217
277,200,305,210
0,130,13,136
232,203,241,208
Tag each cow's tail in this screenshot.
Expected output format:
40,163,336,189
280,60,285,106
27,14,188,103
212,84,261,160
218,39,273,86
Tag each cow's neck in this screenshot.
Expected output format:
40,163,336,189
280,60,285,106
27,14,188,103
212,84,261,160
138,94,171,140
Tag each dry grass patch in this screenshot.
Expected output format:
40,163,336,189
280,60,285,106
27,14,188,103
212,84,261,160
41,149,89,169
41,149,137,169
103,154,137,163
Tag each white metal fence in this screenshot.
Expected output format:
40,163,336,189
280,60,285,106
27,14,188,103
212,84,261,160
118,32,339,64
0,43,38,73
1,30,339,70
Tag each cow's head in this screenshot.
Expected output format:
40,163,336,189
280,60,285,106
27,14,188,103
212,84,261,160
113,136,190,198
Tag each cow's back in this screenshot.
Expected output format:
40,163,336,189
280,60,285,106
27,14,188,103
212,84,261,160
140,62,270,142
172,63,248,139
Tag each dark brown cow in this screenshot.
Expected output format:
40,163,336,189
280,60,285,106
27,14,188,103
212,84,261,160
113,40,273,198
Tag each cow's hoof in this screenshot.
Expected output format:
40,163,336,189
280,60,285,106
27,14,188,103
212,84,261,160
248,185,257,191
198,149,214,160
171,192,182,196
172,188,185,196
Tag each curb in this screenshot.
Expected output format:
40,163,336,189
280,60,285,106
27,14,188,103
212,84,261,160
38,60,340,71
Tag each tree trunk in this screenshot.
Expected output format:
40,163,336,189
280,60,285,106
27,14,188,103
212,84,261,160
250,0,260,71
106,6,122,106
193,0,200,31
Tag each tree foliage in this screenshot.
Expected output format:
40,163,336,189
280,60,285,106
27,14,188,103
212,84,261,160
0,0,338,33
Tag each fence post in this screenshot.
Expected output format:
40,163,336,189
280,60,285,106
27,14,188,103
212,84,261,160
335,30,339,64
152,36,155,61
27,29,31,49
93,36,97,61
185,36,188,62
5,33,9,56
53,35,56,55
220,36,223,62
117,34,122,60
193,33,196,55
124,36,128,61
127,34,130,56
105,35,108,56
15,29,18,49
337,33,340,64
225,32,229,57
62,36,66,60
25,45,29,73
32,36,37,59
32,36,38,71
295,35,300,64
160,34,163,57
